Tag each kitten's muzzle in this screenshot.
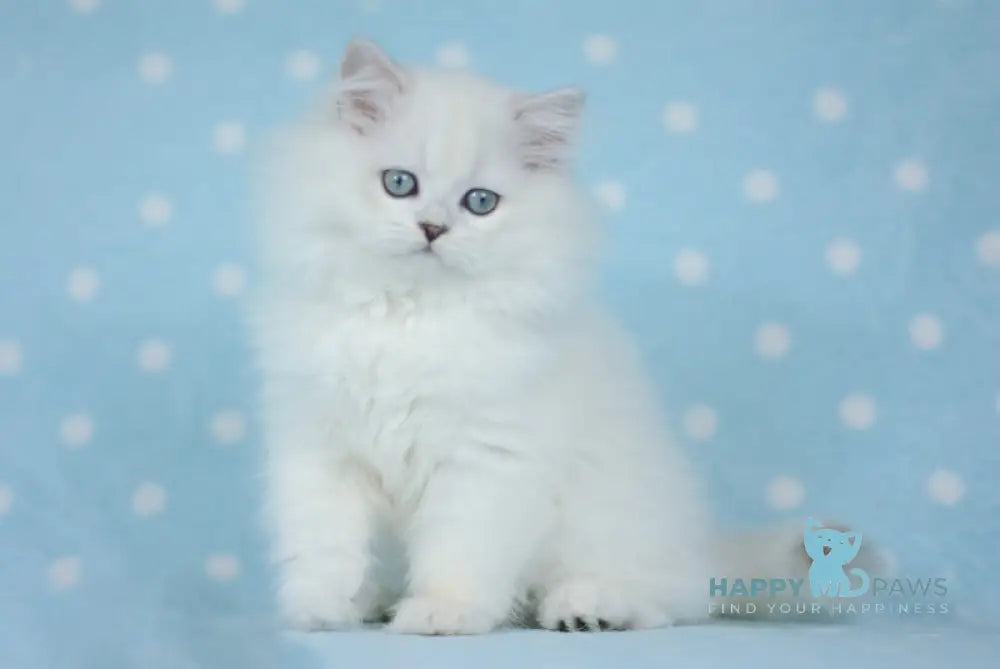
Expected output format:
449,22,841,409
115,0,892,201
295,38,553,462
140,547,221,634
419,222,448,243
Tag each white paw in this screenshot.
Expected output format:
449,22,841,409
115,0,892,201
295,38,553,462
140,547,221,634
389,596,501,635
538,580,670,631
278,574,365,631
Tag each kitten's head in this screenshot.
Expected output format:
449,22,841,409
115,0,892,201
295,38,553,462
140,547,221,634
262,40,597,313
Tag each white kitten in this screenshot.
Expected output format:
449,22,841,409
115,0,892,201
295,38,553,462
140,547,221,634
252,40,789,635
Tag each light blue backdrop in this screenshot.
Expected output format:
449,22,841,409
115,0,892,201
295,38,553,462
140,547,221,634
1,1,998,667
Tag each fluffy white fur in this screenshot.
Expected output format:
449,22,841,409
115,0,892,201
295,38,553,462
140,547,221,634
252,41,788,635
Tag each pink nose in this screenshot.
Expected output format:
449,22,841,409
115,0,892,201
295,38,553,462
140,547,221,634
419,222,448,243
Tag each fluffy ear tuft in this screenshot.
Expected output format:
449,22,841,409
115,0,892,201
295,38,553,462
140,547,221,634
512,87,585,170
336,40,406,134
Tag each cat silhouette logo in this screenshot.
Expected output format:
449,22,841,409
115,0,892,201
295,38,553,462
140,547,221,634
803,517,870,598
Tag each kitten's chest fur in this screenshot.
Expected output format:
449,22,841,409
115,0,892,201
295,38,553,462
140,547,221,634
311,297,553,493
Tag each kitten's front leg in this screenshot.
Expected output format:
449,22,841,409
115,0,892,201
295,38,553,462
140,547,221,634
265,403,379,630
390,451,550,635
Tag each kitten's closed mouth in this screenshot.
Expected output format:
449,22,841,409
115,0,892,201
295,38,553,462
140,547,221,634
823,546,832,556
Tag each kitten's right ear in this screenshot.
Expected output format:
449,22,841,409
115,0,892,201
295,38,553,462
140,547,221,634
336,40,406,134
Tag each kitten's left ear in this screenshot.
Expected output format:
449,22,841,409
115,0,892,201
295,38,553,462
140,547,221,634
336,40,406,134
512,87,585,171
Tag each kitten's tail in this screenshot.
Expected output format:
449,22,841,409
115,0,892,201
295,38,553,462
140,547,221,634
710,520,887,621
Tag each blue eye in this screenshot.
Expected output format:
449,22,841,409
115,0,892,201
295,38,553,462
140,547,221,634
382,169,418,197
462,188,500,215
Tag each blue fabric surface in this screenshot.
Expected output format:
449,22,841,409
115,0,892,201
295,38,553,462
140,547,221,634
290,624,1000,669
1,1,998,667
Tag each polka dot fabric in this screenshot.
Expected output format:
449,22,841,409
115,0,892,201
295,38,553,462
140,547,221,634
0,0,998,666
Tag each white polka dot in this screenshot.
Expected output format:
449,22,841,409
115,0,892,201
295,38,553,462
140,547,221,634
132,482,167,517
839,393,877,430
909,313,944,351
212,263,247,297
138,52,173,85
59,413,94,448
582,34,617,65
683,405,718,441
754,322,791,359
68,0,100,13
893,159,929,191
927,469,965,506
0,340,23,375
435,42,469,69
976,230,1000,267
213,122,246,155
285,50,320,81
673,249,709,286
137,338,171,373
66,266,100,302
212,0,245,14
138,193,173,227
48,556,81,590
743,169,779,203
766,476,805,510
812,87,847,123
825,238,862,276
210,410,246,445
205,553,242,581
594,181,626,211
0,484,12,515
663,101,698,134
